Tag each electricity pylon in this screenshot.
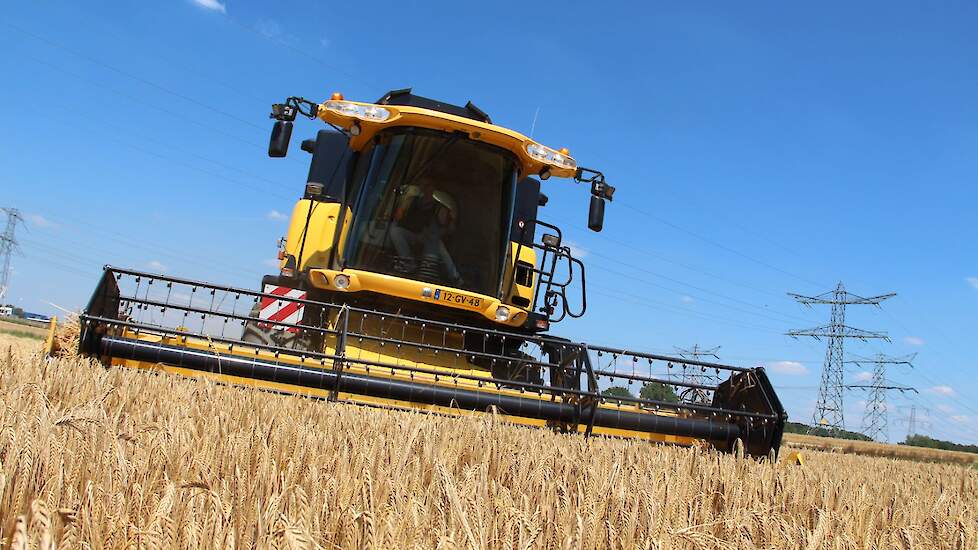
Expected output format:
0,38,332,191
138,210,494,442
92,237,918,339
900,405,930,439
674,344,721,404
845,353,917,441
786,282,895,432
0,208,25,302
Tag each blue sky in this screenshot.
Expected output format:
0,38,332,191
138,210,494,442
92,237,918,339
2,1,976,443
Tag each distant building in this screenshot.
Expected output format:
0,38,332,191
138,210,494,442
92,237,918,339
0,306,12,317
22,312,51,322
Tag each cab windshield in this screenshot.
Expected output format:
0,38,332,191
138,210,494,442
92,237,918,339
343,128,518,297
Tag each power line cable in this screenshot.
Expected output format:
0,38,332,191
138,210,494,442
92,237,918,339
19,237,264,282
20,221,267,282
19,205,272,278
873,310,978,419
590,287,784,334
586,249,812,324
14,12,974,436
588,262,809,327
902,391,975,441
77,111,295,190
15,46,312,174
620,203,828,290
222,15,384,90
555,217,796,303
15,249,102,278
4,22,268,132
21,53,265,150
13,91,296,203
33,9,833,317
58,6,282,105
6,22,866,332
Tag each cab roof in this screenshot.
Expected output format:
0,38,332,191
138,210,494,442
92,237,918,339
376,88,492,124
317,91,578,179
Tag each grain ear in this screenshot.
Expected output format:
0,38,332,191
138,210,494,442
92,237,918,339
0,333,975,548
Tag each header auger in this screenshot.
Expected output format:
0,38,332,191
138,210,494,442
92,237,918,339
70,88,786,457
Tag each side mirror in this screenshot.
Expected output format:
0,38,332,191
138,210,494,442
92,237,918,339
588,196,605,232
268,121,293,158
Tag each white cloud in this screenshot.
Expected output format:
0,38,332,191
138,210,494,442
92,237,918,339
950,415,970,424
767,361,808,376
255,19,282,39
936,404,954,414
26,213,56,229
929,385,956,397
147,260,167,272
853,371,873,382
252,20,298,45
190,0,226,14
679,295,695,304
967,277,978,291
266,209,287,221
903,336,925,346
563,240,588,259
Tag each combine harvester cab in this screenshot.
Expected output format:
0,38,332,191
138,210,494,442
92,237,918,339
74,88,786,458
78,265,786,458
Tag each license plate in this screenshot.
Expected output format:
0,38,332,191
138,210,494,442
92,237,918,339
434,289,482,308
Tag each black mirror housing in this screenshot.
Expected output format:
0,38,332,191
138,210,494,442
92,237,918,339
588,196,605,232
268,120,293,158
305,130,351,203
510,177,542,246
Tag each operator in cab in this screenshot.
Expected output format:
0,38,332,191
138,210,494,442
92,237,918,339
388,166,463,287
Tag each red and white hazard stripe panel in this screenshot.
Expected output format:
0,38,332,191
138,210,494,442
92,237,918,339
258,284,307,333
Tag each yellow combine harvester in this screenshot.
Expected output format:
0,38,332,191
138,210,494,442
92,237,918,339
74,89,786,457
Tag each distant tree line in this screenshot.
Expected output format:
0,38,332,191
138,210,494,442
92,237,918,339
901,434,978,455
596,399,978,453
782,421,872,441
601,383,679,403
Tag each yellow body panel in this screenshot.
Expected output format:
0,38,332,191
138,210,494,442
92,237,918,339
309,267,528,327
504,242,537,307
282,200,349,271
318,101,577,179
784,451,805,466
43,316,59,356
109,327,698,447
279,99,553,328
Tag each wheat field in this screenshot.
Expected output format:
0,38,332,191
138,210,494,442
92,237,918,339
1,334,976,549
783,432,978,467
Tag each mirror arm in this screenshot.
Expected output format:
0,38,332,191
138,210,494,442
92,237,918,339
268,96,328,159
574,167,615,201
576,166,615,232
270,96,321,122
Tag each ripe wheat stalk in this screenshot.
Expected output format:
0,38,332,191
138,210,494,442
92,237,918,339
0,333,975,549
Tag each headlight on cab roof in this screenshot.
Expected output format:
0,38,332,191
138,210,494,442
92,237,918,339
323,100,391,122
525,142,576,171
